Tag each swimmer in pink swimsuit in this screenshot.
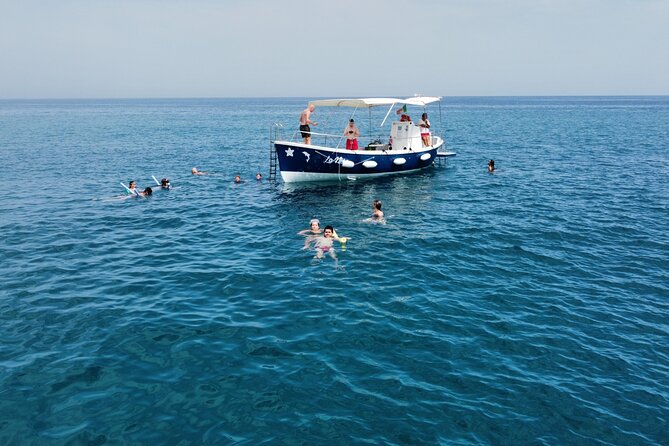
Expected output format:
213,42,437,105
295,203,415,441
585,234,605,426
315,225,338,259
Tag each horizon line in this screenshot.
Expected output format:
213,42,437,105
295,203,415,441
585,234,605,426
1,94,668,101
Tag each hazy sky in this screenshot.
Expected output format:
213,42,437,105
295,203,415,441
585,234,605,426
1,0,667,98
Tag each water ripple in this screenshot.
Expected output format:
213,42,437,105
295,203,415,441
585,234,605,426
1,97,668,445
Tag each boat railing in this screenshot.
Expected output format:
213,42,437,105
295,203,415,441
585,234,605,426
270,124,443,149
285,130,391,150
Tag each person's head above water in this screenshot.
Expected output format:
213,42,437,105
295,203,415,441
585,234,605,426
256,172,262,180
161,178,170,188
235,175,241,183
373,199,382,210
129,181,136,189
143,187,152,196
488,159,495,171
309,219,320,231
323,225,334,237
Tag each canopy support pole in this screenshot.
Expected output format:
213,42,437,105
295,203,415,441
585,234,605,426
368,107,372,142
380,103,396,127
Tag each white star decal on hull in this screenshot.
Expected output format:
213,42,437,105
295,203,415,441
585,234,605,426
285,148,294,157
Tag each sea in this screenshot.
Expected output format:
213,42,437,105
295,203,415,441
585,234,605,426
0,97,668,445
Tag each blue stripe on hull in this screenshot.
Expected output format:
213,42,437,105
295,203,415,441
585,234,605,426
274,143,438,181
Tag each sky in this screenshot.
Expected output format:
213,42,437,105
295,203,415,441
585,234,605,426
0,0,667,98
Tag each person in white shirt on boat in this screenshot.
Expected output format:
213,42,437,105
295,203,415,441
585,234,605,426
343,119,360,150
299,104,318,145
418,113,431,146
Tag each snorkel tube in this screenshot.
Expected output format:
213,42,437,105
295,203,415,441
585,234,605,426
152,175,161,186
120,182,141,196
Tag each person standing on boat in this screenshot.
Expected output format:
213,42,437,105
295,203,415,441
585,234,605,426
418,112,431,146
343,119,360,150
299,104,318,145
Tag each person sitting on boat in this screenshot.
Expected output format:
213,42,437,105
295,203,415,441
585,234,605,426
418,113,431,146
299,104,318,145
344,119,360,150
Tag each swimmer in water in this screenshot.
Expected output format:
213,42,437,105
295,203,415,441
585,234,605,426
488,159,495,172
139,187,152,197
314,225,339,260
256,172,262,181
128,181,137,194
160,178,171,190
299,219,322,249
372,199,384,219
192,167,207,175
298,219,321,236
235,175,242,183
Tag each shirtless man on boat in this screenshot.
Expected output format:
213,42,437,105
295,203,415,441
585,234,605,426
299,104,318,145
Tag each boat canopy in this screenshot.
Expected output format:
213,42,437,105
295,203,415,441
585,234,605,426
309,96,441,108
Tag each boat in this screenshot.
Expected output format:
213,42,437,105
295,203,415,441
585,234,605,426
271,96,455,182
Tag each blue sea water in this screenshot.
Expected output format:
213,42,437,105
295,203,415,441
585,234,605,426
0,96,668,445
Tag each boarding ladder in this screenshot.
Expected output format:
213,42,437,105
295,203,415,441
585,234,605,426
268,123,282,181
